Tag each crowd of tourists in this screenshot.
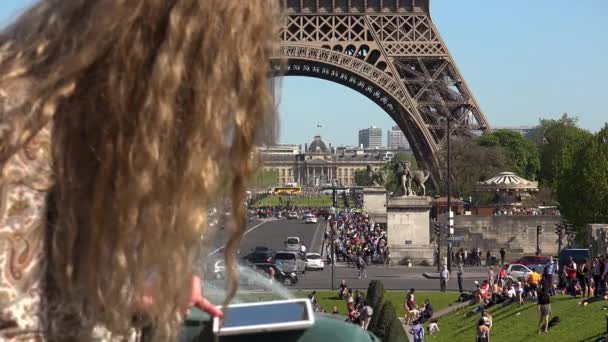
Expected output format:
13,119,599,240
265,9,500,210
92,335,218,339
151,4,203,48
326,212,390,267
494,207,560,216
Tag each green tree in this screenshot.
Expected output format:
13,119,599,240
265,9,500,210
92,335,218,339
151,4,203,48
439,137,509,200
534,114,593,183
478,129,540,180
556,124,608,227
354,169,371,187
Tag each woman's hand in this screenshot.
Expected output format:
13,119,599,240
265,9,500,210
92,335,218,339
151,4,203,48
187,275,223,318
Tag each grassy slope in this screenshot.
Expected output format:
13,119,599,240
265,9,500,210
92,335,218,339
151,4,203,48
253,194,333,208
296,290,460,317
431,296,608,342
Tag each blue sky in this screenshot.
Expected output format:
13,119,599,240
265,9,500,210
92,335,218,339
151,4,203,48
2,1,606,146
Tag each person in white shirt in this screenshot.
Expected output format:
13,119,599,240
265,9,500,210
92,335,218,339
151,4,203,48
300,244,307,254
440,266,450,292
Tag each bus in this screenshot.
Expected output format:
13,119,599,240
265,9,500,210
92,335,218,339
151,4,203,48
273,186,302,195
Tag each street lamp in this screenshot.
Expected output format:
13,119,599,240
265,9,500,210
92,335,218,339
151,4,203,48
446,110,454,273
329,206,336,290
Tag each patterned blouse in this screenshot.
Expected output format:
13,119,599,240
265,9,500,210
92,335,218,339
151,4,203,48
0,86,138,341
0,84,51,340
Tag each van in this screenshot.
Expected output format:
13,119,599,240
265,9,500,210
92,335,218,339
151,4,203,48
274,251,306,274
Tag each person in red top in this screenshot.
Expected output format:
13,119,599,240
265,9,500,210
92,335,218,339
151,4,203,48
480,280,490,299
498,266,507,288
565,256,578,298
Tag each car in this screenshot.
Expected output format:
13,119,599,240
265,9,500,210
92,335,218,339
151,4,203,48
304,214,317,224
512,256,550,267
287,211,298,220
284,237,302,251
243,249,275,264
251,263,298,286
305,253,325,270
212,260,225,280
274,251,306,274
506,263,534,280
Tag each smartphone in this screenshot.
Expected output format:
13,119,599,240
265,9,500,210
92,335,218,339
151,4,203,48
212,298,315,336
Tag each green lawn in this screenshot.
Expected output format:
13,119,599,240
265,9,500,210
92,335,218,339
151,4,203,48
296,290,460,317
429,296,608,342
253,194,333,208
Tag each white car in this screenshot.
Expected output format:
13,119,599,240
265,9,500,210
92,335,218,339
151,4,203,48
212,260,225,280
305,253,324,270
506,263,534,280
304,214,317,224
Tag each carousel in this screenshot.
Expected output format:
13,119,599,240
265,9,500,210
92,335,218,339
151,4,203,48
476,172,539,214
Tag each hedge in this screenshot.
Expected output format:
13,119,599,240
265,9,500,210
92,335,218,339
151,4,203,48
386,317,408,342
371,301,397,339
365,280,385,332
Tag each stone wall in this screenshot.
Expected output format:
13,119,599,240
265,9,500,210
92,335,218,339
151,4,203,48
450,216,563,259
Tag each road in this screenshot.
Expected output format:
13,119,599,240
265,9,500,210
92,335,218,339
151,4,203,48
205,217,490,292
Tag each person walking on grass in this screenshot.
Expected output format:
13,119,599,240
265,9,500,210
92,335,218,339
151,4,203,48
537,288,551,335
440,266,449,292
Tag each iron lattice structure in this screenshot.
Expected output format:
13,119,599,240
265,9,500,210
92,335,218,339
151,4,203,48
272,0,491,181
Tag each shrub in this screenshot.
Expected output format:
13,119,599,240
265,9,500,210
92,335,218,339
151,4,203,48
371,301,397,338
385,317,408,342
366,280,385,331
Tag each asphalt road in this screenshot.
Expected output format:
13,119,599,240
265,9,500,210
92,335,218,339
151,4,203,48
205,217,490,292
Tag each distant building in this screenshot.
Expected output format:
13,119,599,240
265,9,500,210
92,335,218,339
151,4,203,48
358,126,383,148
493,126,538,139
387,126,410,150
259,135,388,187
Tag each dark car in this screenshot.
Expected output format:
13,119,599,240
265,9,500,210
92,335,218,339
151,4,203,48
244,249,275,264
252,263,298,286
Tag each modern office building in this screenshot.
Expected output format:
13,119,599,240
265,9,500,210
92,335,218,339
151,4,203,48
386,126,410,150
358,126,383,148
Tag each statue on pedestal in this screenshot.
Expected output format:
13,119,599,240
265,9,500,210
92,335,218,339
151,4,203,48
396,161,431,197
366,164,385,187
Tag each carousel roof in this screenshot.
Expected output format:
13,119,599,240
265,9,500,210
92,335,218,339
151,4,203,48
476,172,538,192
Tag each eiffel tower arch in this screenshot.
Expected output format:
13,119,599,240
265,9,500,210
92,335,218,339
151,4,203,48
271,0,491,184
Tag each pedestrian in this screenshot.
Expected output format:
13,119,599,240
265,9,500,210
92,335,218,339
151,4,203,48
457,264,464,293
500,248,506,265
537,288,551,335
357,254,367,279
488,266,495,288
544,256,556,296
476,317,490,342
411,322,425,342
565,256,578,298
440,266,449,292
360,301,373,330
498,265,507,288
486,250,491,266
592,257,602,296
578,258,589,298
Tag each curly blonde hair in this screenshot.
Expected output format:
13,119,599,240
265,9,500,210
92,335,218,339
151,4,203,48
0,0,280,340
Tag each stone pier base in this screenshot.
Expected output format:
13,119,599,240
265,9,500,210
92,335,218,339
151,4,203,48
387,196,434,264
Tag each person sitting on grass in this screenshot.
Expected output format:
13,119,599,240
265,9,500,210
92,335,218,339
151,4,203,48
339,279,349,299
415,299,434,324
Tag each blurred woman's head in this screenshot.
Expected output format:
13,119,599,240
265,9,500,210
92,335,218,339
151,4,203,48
0,0,280,339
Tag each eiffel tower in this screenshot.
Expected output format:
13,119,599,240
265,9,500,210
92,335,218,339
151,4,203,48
272,0,491,181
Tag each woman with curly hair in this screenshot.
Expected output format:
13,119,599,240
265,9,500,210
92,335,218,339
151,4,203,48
0,1,280,340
